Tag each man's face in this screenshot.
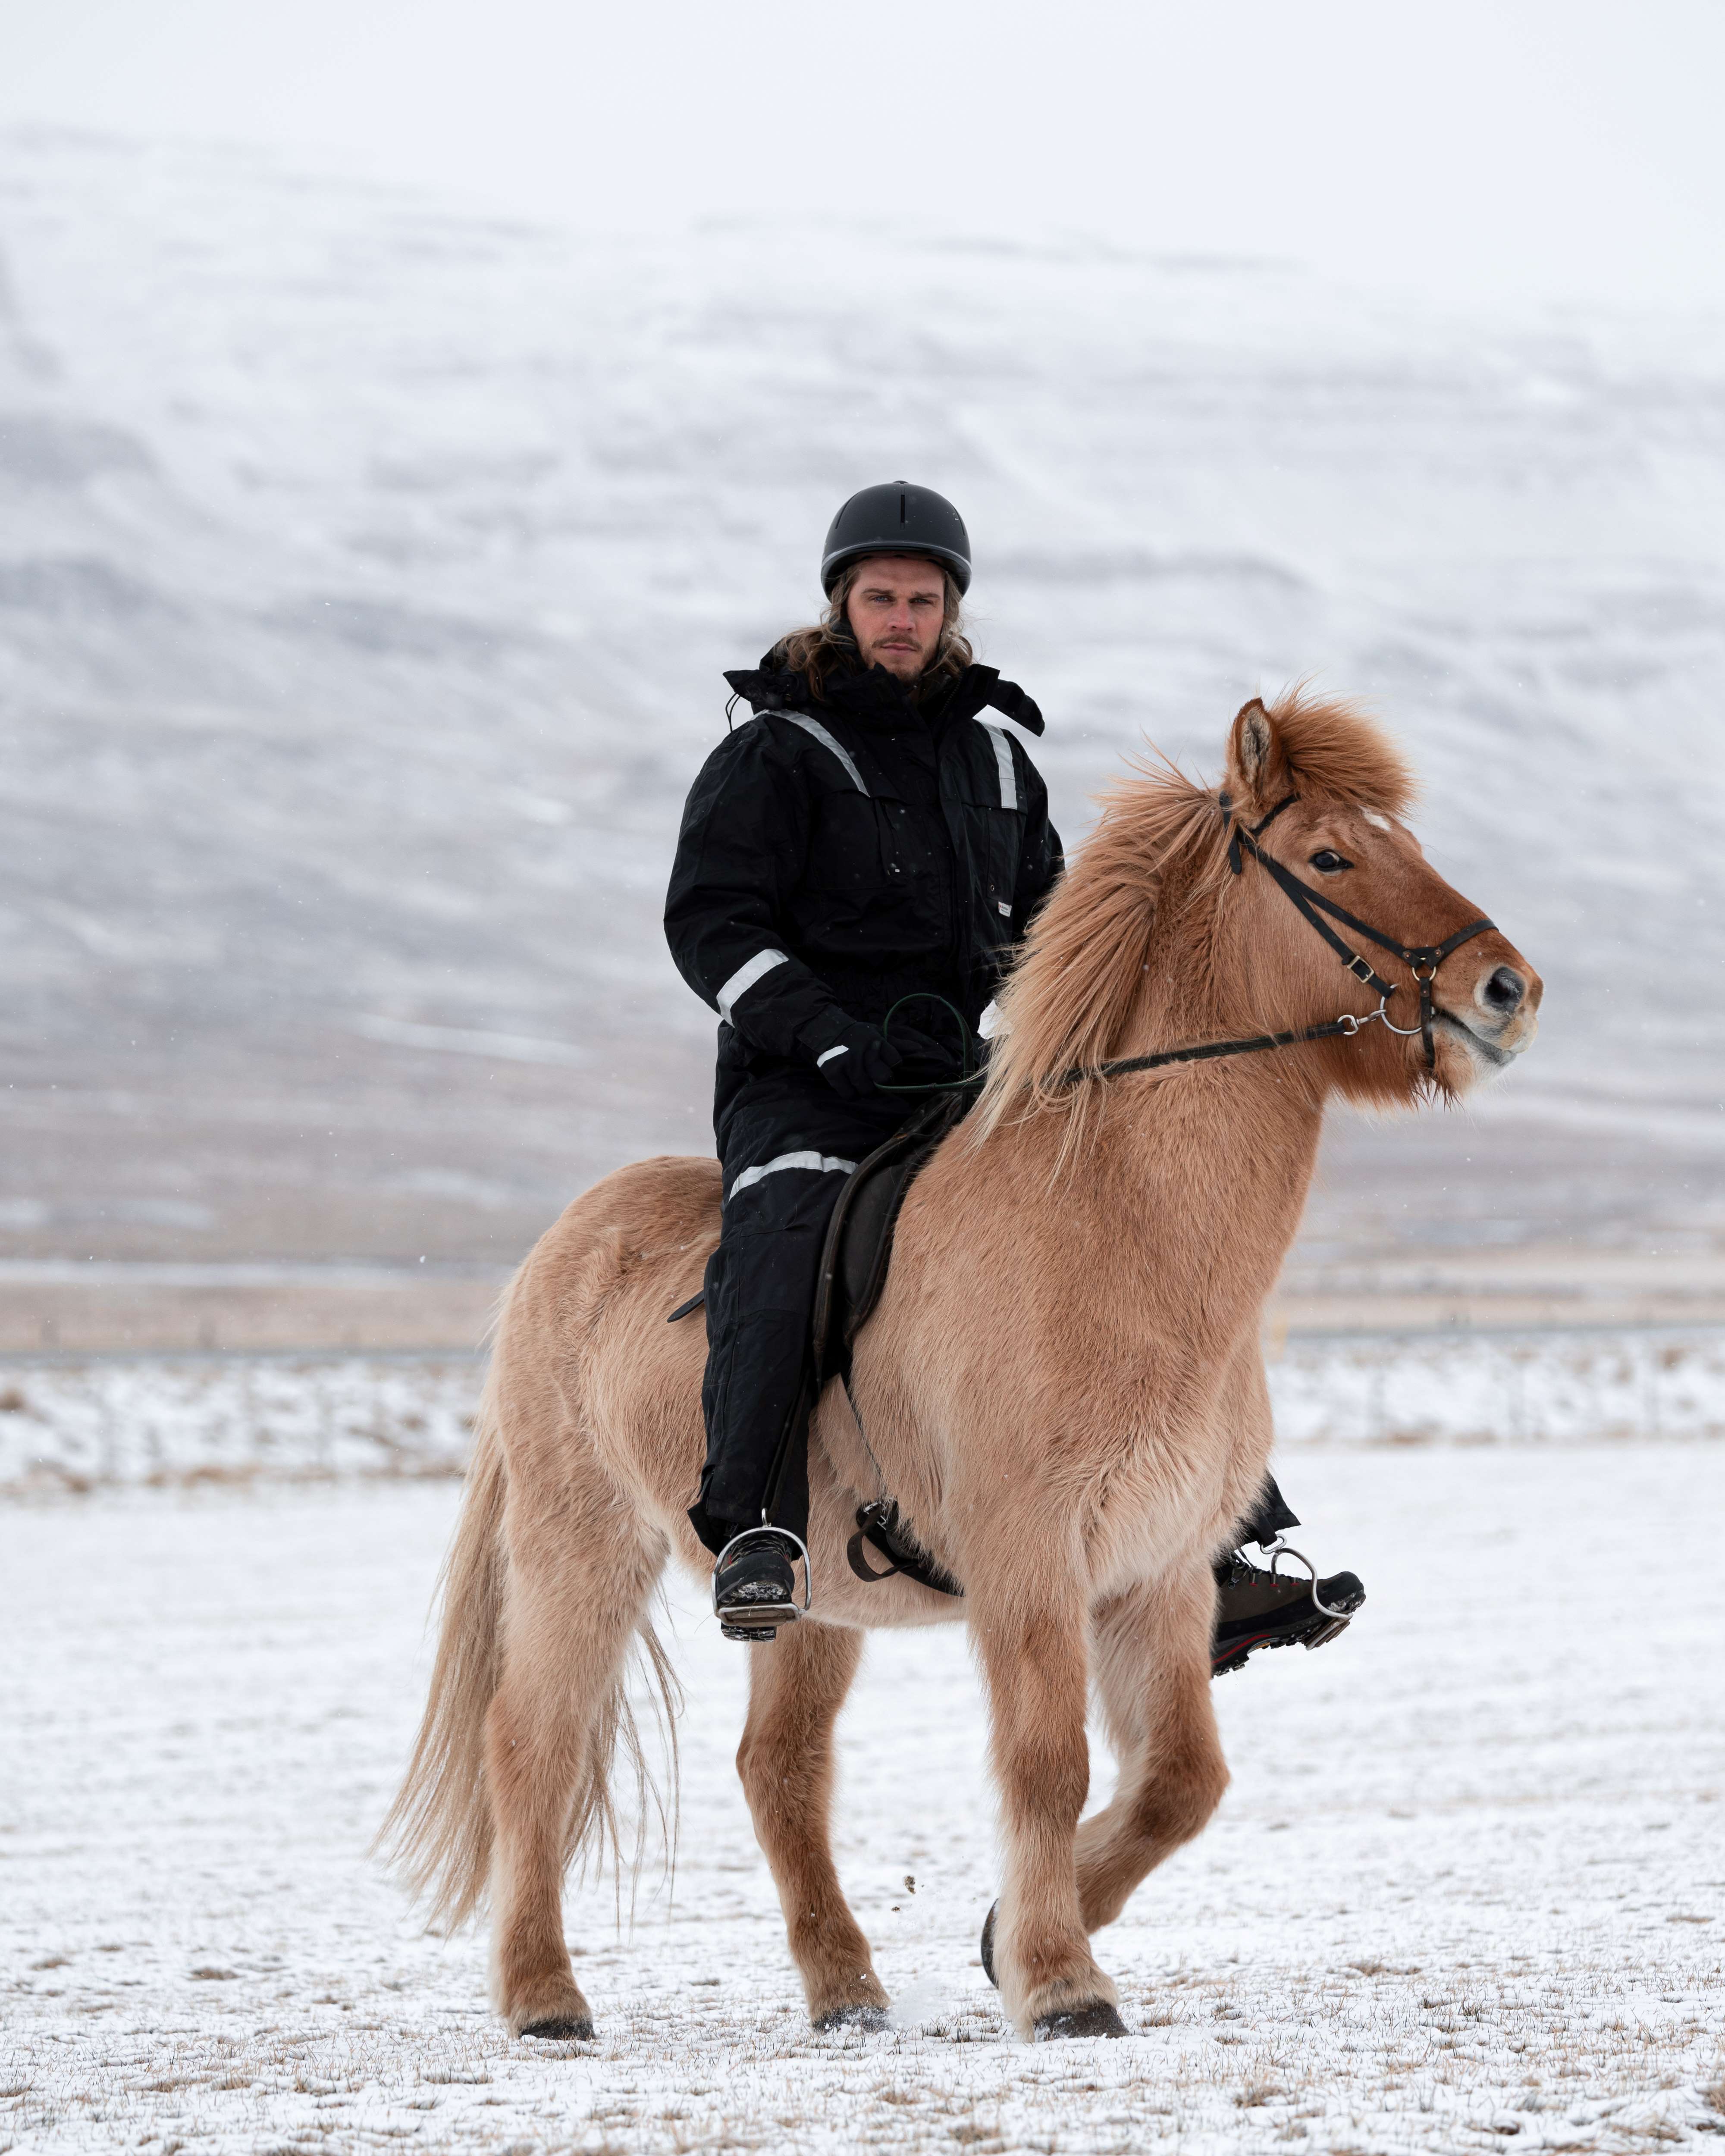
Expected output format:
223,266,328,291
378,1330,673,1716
843,555,948,680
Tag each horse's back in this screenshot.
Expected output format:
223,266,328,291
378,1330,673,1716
494,1154,719,1537
514,1152,720,1290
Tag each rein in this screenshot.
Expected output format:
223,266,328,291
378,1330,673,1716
1059,790,1496,1088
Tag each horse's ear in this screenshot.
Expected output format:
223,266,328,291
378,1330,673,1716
1227,697,1292,808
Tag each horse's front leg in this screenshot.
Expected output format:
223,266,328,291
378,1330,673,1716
970,1576,1125,2038
1075,1558,1230,1933
736,1620,890,2031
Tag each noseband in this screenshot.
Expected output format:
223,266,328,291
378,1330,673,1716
1061,790,1495,1088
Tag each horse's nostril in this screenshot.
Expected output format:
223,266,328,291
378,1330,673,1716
1481,966,1525,1015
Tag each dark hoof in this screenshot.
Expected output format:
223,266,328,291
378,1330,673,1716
813,2003,890,2034
980,1900,999,1988
1034,2001,1129,2040
519,2015,595,2042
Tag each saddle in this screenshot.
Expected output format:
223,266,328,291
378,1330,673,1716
809,1091,963,1391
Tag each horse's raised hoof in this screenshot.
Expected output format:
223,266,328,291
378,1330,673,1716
980,1900,999,1988
813,2003,890,2034
1034,2001,1129,2041
518,2015,596,2043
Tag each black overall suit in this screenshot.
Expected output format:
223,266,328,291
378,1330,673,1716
664,654,1303,1560
665,654,1059,1553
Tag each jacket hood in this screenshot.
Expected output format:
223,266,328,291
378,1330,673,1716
724,655,1044,736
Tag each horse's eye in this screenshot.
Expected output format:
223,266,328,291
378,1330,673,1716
1309,849,1351,874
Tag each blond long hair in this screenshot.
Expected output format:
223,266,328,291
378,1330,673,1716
772,561,974,696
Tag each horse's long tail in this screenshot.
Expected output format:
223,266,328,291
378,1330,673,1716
376,1357,512,1930
378,1237,683,1930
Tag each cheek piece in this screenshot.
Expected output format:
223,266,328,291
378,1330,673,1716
1218,792,1495,1072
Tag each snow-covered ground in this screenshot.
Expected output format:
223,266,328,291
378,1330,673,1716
2,1333,1724,1496
2,1443,1722,2154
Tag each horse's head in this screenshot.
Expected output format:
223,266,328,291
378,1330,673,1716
976,687,1541,1142
1221,693,1541,1104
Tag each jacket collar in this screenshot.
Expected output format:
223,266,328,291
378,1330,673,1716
723,655,1044,737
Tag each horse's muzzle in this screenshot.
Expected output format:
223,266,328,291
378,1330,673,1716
1440,948,1543,1068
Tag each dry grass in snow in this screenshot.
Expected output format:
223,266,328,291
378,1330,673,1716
2,1330,1722,1500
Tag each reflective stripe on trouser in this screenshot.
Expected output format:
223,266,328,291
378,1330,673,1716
690,1075,911,1556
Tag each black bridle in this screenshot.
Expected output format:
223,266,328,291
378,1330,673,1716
1061,790,1496,1087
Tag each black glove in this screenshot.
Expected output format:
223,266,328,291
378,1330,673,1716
878,1020,956,1080
812,1020,904,1101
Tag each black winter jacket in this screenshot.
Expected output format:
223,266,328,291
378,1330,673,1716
665,656,1063,1080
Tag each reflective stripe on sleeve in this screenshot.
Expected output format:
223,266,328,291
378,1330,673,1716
979,721,1018,811
727,1150,858,1200
715,948,788,1022
785,713,869,795
815,1044,849,1067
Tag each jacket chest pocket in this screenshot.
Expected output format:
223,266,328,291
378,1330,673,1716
804,793,906,893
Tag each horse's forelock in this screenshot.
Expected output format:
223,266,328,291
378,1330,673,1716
1258,689,1416,819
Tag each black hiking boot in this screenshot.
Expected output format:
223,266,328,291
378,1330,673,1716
712,1527,807,1644
1211,1542,1364,1677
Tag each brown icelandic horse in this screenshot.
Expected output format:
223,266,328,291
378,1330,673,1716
382,691,1541,2043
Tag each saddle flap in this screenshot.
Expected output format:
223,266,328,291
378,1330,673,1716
810,1092,964,1386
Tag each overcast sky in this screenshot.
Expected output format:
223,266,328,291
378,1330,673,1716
2,0,1722,312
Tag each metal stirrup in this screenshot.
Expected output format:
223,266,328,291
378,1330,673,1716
711,1524,813,1618
1259,1533,1352,1623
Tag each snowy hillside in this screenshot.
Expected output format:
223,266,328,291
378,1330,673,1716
0,128,1721,1265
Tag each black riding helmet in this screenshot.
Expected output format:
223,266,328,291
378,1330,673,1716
821,481,972,596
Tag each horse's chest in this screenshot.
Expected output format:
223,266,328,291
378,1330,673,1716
1082,1440,1209,1587
1082,1372,1272,1592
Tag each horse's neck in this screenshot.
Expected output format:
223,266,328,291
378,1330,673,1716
1130,940,1326,1267
1014,1050,1326,1340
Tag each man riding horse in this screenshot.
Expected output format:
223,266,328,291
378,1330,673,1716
665,482,1363,1658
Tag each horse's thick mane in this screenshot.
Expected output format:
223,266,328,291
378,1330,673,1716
975,691,1413,1136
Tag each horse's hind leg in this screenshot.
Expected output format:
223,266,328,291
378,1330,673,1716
736,1623,889,2031
1074,1558,1229,1934
485,1478,663,2040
